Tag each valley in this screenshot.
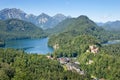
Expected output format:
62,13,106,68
0,7,120,80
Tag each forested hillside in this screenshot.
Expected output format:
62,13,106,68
49,34,120,79
50,35,100,57
0,49,90,80
0,19,45,40
78,45,120,80
48,15,120,48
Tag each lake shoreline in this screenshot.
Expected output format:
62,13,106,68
1,37,54,54
102,40,120,45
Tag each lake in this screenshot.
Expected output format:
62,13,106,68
102,40,120,45
3,38,54,54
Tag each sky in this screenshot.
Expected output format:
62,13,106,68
0,0,120,22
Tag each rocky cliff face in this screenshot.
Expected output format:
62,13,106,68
0,8,27,20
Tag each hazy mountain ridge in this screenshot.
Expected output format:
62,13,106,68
96,21,120,31
0,8,68,29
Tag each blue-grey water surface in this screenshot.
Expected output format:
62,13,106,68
4,38,54,54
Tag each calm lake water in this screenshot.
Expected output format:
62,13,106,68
102,40,120,45
3,38,54,54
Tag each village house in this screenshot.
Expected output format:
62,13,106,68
46,55,54,60
89,45,99,54
58,57,70,64
66,63,79,71
66,63,84,75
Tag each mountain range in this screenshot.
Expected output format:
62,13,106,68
0,8,68,29
97,21,120,31
1,8,120,31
